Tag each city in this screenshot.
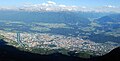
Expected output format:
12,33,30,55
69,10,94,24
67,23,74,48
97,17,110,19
0,30,119,56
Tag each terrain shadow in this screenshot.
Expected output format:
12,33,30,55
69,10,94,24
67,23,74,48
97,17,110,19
0,39,120,61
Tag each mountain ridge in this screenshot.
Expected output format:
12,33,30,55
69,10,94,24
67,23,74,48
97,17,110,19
0,39,120,61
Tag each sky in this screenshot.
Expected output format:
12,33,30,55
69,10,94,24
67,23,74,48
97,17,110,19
0,0,120,12
0,0,120,7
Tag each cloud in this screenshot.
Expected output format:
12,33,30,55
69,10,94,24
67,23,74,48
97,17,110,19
105,5,116,8
0,1,120,13
0,6,18,11
90,5,120,13
81,6,87,9
47,1,56,5
19,2,120,12
41,1,56,6
18,1,81,11
59,5,66,7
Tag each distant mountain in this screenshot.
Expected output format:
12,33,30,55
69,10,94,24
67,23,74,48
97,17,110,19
0,10,111,25
95,13,120,30
0,10,90,24
96,14,120,24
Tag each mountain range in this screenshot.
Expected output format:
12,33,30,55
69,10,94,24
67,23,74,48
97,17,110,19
0,10,112,24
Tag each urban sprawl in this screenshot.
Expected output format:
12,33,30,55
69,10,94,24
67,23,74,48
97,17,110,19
0,30,119,55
